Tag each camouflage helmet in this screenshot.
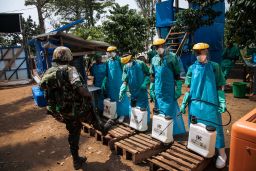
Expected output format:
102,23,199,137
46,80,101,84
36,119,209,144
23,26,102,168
53,46,73,62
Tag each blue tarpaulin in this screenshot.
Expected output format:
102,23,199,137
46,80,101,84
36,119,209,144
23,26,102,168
193,23,225,63
159,27,171,39
156,0,174,27
179,0,225,69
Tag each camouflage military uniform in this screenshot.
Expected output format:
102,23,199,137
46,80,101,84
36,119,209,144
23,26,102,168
40,46,91,169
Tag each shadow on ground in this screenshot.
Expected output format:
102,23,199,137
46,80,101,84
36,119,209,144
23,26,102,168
0,95,47,135
84,153,133,171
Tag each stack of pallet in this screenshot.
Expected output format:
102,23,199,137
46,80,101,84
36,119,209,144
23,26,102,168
114,133,169,164
148,142,211,171
82,122,136,150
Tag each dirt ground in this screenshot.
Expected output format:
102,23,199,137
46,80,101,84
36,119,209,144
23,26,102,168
0,79,255,171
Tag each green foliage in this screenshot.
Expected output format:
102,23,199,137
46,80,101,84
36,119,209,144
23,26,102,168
175,0,221,33
50,0,115,27
72,26,105,41
23,16,41,40
102,4,147,54
25,0,52,33
225,0,256,47
0,16,40,47
135,0,156,44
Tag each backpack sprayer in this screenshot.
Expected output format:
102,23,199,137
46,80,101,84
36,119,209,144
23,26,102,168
151,108,175,143
183,98,232,158
149,91,232,158
128,89,149,131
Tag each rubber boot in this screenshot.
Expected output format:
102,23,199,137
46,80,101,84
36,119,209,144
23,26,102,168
72,150,87,170
66,120,86,170
216,148,227,169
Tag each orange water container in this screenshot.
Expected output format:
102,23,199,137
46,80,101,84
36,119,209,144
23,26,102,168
229,108,256,171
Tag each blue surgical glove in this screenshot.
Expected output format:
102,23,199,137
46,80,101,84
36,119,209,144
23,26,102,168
218,90,226,113
119,83,128,101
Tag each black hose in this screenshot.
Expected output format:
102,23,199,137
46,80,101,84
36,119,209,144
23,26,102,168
184,98,232,127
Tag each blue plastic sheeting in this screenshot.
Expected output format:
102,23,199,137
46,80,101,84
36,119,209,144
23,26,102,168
194,23,224,51
34,40,47,75
32,40,54,75
184,1,225,65
47,48,54,68
51,19,84,32
159,27,171,39
156,0,174,27
193,23,224,63
180,52,197,72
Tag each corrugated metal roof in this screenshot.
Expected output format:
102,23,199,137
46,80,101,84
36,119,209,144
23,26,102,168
34,31,110,52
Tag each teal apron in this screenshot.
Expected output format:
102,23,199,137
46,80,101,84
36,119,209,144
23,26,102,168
189,61,225,149
107,59,130,117
91,63,106,111
153,56,186,135
126,61,150,122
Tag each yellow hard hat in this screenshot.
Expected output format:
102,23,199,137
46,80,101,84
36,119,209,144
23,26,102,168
192,43,209,50
121,54,132,64
153,38,166,46
107,46,117,52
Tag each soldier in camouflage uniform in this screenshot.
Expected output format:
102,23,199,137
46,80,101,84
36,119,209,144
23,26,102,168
40,46,93,170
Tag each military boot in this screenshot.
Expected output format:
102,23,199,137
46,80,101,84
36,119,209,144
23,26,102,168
73,155,87,170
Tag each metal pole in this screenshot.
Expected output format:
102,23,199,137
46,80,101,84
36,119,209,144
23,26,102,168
21,14,32,79
175,0,179,13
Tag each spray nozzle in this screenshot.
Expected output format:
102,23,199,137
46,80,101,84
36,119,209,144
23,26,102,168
131,99,137,107
153,108,159,115
191,115,198,124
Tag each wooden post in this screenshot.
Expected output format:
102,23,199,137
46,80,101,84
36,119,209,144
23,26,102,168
175,0,179,13
21,13,32,79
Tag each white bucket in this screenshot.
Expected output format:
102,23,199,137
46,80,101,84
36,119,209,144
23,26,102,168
103,98,117,119
129,107,148,131
151,114,173,143
187,123,216,158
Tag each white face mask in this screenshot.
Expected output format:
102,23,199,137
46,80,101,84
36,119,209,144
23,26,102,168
157,48,164,55
110,52,116,58
197,54,207,63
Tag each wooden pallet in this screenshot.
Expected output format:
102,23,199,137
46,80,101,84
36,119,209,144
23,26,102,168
82,122,136,150
82,122,96,136
114,133,168,164
148,142,211,171
95,124,136,150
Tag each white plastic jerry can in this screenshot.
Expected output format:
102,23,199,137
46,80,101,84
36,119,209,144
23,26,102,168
151,113,174,143
187,122,217,158
129,107,148,131
103,98,117,119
